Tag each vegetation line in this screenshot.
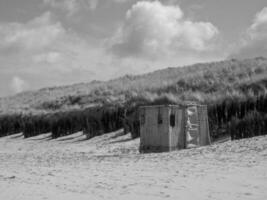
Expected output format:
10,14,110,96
0,57,267,141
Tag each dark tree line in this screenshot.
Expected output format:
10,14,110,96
229,111,267,140
0,106,125,139
1,95,267,142
0,114,24,136
123,105,140,139
23,115,52,138
208,94,267,140
123,94,267,141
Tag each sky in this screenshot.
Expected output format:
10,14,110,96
0,0,266,97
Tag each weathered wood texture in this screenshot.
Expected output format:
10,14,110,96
139,104,210,153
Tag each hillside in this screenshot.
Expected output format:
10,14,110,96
0,57,267,115
0,57,267,142
0,130,266,199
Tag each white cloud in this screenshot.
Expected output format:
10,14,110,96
247,7,267,41
232,7,267,58
44,0,80,15
112,0,131,3
88,0,99,10
109,1,219,58
10,76,28,93
251,7,267,30
0,12,65,52
0,3,224,97
32,52,62,64
44,0,100,14
0,11,118,96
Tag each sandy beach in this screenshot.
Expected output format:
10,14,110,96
0,130,267,200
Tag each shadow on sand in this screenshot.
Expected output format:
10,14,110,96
29,134,52,141
9,133,24,139
109,138,133,144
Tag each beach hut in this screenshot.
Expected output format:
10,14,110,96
139,103,211,153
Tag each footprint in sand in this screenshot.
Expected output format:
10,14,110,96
244,192,253,196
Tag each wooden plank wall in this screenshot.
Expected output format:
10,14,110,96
140,106,169,149
197,105,211,146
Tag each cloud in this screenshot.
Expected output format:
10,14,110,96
43,0,80,15
232,7,267,58
43,0,100,15
10,76,28,93
0,3,224,97
0,12,65,52
112,0,131,3
32,52,62,64
109,1,219,59
0,11,122,96
88,0,99,10
0,11,83,67
250,7,267,35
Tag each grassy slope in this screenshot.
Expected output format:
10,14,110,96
0,57,267,115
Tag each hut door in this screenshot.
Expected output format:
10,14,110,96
185,106,200,148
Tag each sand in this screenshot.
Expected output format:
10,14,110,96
0,130,267,200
